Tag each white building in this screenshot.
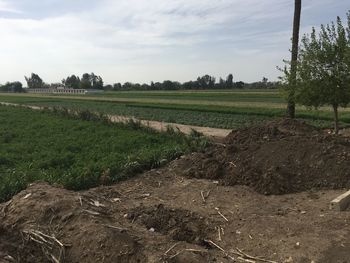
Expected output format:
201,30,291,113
26,87,104,95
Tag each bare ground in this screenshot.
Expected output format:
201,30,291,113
1,166,350,263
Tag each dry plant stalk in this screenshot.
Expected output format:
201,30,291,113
217,226,222,241
102,224,128,232
204,239,235,261
201,191,206,202
205,239,278,263
217,211,229,222
234,247,278,263
23,229,66,263
164,242,179,255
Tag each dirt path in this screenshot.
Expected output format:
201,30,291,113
0,102,231,139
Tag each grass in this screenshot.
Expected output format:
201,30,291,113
0,105,205,202
1,93,350,129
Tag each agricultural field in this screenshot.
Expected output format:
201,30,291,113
1,92,350,262
0,105,203,202
1,90,350,129
1,115,350,262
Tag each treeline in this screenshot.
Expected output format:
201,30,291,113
105,75,279,91
62,73,103,90
0,73,279,92
21,73,104,90
0,82,23,93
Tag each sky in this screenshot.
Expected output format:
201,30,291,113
0,0,349,85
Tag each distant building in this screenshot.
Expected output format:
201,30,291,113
26,87,104,95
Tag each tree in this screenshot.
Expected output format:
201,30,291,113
234,81,245,89
296,14,350,134
0,81,23,92
62,75,80,89
197,75,216,89
262,77,268,88
25,73,44,89
113,83,122,91
226,74,234,89
90,73,104,89
78,73,104,89
79,73,91,89
287,0,302,118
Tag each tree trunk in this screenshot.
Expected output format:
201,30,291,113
287,0,302,119
333,104,339,134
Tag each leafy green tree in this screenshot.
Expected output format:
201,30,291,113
197,75,216,89
90,73,104,89
234,81,245,89
226,74,234,89
296,13,350,133
80,73,91,89
262,77,268,88
62,75,80,89
113,83,122,91
79,73,104,89
0,82,23,92
25,73,44,89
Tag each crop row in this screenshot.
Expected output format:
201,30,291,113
0,105,203,201
1,94,350,129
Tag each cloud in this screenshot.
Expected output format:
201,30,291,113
0,0,348,84
0,0,21,13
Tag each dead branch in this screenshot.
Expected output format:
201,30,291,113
201,191,206,202
83,209,100,216
185,248,208,253
229,162,237,167
217,211,229,222
217,226,222,241
205,190,211,199
135,193,151,199
235,247,278,263
164,242,180,255
4,255,15,262
204,240,235,261
102,224,128,232
22,229,66,263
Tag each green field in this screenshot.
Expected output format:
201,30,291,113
0,105,203,202
1,91,350,129
1,90,349,201
86,90,284,104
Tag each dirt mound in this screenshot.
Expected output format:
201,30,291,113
178,119,350,195
0,183,145,263
1,160,350,262
225,118,319,145
128,204,213,245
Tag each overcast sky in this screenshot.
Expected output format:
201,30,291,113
0,0,349,85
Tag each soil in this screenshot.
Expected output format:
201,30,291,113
1,119,350,262
178,119,350,195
